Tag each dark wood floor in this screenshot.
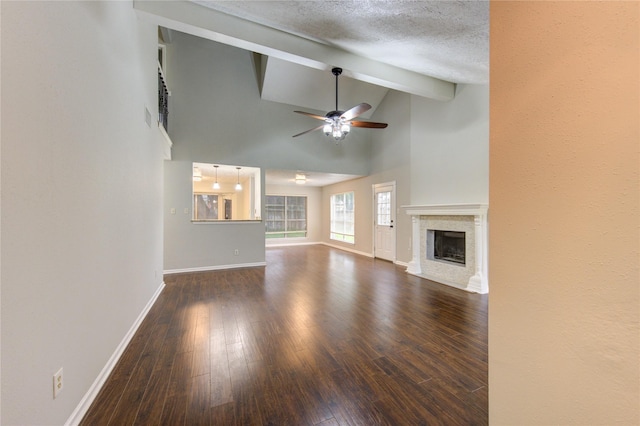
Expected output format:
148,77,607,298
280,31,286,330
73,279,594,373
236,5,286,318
81,245,488,425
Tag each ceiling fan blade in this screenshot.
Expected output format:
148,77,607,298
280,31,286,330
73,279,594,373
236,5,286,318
293,124,325,138
294,110,328,121
341,103,371,121
349,120,388,129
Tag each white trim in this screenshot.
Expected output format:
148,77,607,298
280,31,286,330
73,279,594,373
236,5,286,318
394,260,410,268
65,281,166,426
373,181,397,262
321,242,374,258
266,241,320,248
163,261,266,275
403,203,488,217
158,122,173,160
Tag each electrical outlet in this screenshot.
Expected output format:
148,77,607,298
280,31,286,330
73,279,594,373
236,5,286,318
53,368,63,399
234,249,239,255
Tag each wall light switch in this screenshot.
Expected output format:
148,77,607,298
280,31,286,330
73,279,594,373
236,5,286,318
170,208,176,215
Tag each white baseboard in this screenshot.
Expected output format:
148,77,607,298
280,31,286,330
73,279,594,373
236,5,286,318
394,260,410,268
266,241,320,248
65,281,166,426
320,242,374,258
163,261,267,275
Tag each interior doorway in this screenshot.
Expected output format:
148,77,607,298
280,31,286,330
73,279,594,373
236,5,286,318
373,182,396,261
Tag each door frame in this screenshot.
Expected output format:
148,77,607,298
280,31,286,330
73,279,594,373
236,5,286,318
372,181,397,262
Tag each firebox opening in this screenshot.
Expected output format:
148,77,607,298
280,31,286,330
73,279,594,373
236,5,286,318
427,230,466,265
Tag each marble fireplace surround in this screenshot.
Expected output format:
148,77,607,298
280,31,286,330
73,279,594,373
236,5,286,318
404,204,488,294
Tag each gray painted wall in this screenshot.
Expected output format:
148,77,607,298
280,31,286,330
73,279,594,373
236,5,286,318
320,84,488,264
370,90,413,262
164,160,266,271
163,31,373,271
166,31,374,171
163,31,488,271
410,84,490,205
1,2,163,424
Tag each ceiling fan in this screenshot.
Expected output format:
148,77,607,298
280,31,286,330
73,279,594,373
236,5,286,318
293,67,388,141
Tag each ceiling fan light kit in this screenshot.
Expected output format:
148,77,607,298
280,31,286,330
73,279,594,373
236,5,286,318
293,67,388,142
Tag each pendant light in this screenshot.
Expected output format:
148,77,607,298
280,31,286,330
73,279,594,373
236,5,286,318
212,165,220,190
235,167,242,191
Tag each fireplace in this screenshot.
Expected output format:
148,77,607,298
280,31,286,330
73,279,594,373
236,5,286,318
428,230,466,265
403,204,488,294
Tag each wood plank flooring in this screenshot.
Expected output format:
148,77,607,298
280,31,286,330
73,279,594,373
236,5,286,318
81,245,488,425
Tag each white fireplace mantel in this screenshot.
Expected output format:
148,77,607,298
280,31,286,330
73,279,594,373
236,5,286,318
403,204,489,294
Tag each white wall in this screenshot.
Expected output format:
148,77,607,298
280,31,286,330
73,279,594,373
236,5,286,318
490,2,639,424
410,84,489,205
265,184,323,245
1,2,163,424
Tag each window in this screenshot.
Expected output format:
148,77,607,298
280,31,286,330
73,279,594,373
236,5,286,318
194,194,218,220
266,196,307,238
330,191,355,243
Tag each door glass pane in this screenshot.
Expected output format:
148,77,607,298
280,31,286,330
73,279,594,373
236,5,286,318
377,191,391,226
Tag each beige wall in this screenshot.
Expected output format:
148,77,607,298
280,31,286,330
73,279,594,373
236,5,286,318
489,2,639,424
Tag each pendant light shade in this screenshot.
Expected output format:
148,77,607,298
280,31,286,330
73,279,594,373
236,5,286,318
235,167,242,191
213,165,220,190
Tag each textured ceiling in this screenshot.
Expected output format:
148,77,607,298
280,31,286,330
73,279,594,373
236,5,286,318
147,1,489,186
194,0,489,84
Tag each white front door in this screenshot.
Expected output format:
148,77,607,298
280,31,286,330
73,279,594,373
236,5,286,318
374,182,396,261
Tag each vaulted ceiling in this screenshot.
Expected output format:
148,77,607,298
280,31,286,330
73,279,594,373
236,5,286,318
135,0,489,185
